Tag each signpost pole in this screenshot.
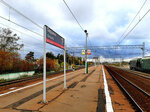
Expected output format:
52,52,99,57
43,26,46,103
64,44,67,89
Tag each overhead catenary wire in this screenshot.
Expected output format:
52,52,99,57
22,41,63,53
62,0,84,32
0,15,43,37
117,9,150,45
0,22,43,41
20,48,63,54
117,0,148,45
0,0,43,29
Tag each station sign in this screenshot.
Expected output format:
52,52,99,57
45,25,64,49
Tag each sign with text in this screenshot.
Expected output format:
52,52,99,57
45,25,64,49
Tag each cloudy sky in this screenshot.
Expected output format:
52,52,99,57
0,0,150,59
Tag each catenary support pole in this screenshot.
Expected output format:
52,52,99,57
43,26,46,103
142,42,145,57
64,45,67,89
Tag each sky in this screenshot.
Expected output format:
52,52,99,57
0,0,150,59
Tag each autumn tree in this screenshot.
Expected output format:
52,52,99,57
36,58,58,72
0,49,12,73
0,27,25,73
0,50,22,73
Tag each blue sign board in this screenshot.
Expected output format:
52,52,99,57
45,25,65,49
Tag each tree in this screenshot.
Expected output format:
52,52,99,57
36,58,58,72
0,49,12,73
0,49,23,73
66,53,72,65
0,28,23,52
56,53,64,64
46,52,56,59
25,51,34,62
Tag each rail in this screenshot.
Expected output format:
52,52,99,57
105,65,150,112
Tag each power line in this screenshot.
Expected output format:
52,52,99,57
0,0,43,29
62,0,84,32
117,0,148,45
0,15,43,37
117,9,150,45
0,22,43,41
23,41,63,52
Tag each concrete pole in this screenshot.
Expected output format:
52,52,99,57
43,26,46,103
84,30,88,74
64,45,67,89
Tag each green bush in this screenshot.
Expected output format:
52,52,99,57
0,78,6,83
19,74,30,78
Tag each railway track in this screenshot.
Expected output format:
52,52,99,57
105,65,150,112
114,66,150,79
0,71,65,88
122,68,150,79
0,67,85,87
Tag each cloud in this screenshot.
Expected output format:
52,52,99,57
0,0,150,59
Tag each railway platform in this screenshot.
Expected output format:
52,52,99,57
0,66,102,112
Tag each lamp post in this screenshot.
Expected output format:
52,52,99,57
84,30,88,74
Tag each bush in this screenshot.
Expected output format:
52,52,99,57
19,74,30,79
0,78,6,83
